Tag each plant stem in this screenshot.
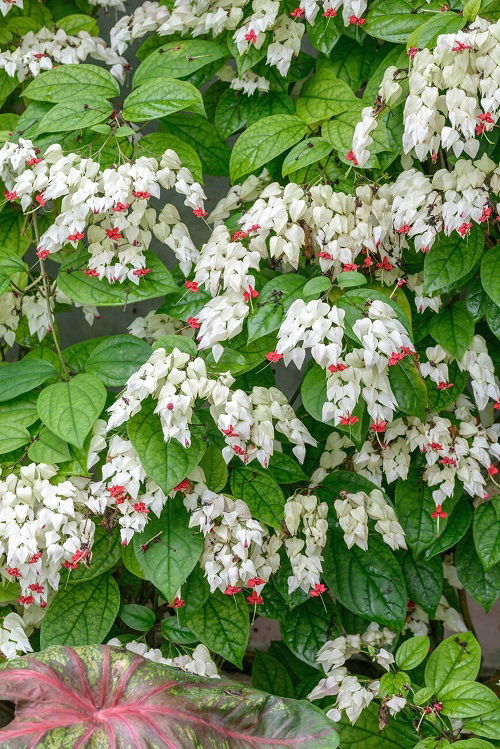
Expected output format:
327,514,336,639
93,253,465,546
32,214,70,380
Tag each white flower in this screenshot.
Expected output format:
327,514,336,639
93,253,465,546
284,493,328,593
0,613,32,659
387,695,407,716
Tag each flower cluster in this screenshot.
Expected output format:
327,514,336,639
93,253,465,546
0,139,205,283
354,394,500,507
0,28,126,83
86,435,169,545
211,386,317,467
236,159,498,272
351,18,499,164
183,477,281,594
0,612,32,659
308,623,397,724
323,299,414,426
108,638,220,678
283,492,328,593
334,488,406,551
128,311,195,344
106,347,234,446
0,464,94,607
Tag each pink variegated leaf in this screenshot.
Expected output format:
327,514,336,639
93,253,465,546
0,644,338,748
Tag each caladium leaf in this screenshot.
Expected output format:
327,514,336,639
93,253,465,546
0,644,337,748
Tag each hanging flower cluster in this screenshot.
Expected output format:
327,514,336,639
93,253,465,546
0,464,94,607
0,28,126,83
0,140,205,283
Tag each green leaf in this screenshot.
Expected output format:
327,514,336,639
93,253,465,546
138,132,203,183
396,636,430,671
424,631,481,692
379,671,410,697
337,271,368,289
280,598,336,667
455,531,500,612
321,470,385,498
295,68,357,125
56,13,99,35
247,274,306,343
406,12,466,49
388,357,427,420
85,335,152,387
252,651,295,697
0,581,20,603
122,79,204,122
161,617,198,644
326,38,378,92
199,447,228,492
464,708,500,740
230,115,307,183
306,14,342,54
127,398,206,494
365,0,427,43
302,276,331,297
438,681,498,718
473,500,500,570
36,373,106,449
113,125,134,138
0,421,30,454
413,687,435,705
64,337,107,373
23,63,119,103
0,358,56,403
323,526,407,629
424,228,484,295
0,71,19,109
480,246,500,306
119,603,156,632
425,499,472,559
134,39,227,86
268,452,308,484
486,298,500,340
453,740,496,749
188,590,250,668
214,89,247,139
230,466,285,530
338,702,416,748
0,206,32,255
28,427,71,464
37,98,112,134
0,393,38,426
132,499,203,603
462,0,482,20
282,137,332,177
62,527,121,585
429,302,474,360
152,335,197,357
245,91,295,126
159,113,230,176
40,574,120,647
402,552,443,616
57,251,178,306
178,565,211,625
